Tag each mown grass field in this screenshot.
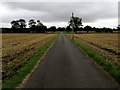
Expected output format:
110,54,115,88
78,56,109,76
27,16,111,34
72,33,119,67
2,33,57,81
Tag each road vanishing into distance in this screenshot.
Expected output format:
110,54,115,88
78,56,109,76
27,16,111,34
23,33,118,88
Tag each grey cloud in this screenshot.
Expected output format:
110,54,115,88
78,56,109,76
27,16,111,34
1,2,118,24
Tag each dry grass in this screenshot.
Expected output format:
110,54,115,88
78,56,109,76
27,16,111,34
72,34,119,66
2,33,57,81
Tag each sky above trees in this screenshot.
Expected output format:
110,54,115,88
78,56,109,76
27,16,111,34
0,0,119,28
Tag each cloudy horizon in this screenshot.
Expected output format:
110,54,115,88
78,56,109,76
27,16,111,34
0,2,118,28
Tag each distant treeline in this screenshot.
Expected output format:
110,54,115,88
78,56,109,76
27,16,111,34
1,26,118,33
1,18,119,33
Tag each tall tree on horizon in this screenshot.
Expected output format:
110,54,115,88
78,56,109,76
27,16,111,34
69,13,82,33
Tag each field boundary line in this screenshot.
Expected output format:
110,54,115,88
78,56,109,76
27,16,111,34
16,37,57,89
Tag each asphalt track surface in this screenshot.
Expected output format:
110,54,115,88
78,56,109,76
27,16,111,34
23,33,118,88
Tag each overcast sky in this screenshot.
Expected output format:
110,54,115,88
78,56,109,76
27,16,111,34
0,1,119,28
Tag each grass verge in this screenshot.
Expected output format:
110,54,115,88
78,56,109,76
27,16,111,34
67,35,120,84
2,36,57,89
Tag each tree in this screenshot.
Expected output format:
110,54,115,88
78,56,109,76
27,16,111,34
58,27,65,31
117,24,120,30
66,26,72,32
11,20,20,29
84,25,92,33
48,26,56,32
69,13,82,33
18,19,26,28
36,20,46,33
37,20,43,27
28,19,36,28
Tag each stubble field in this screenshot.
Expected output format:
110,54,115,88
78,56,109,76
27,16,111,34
73,34,119,67
2,33,57,81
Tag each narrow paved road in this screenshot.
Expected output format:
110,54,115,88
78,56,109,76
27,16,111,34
23,33,118,88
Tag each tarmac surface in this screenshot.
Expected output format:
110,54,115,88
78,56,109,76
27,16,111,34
23,33,118,88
